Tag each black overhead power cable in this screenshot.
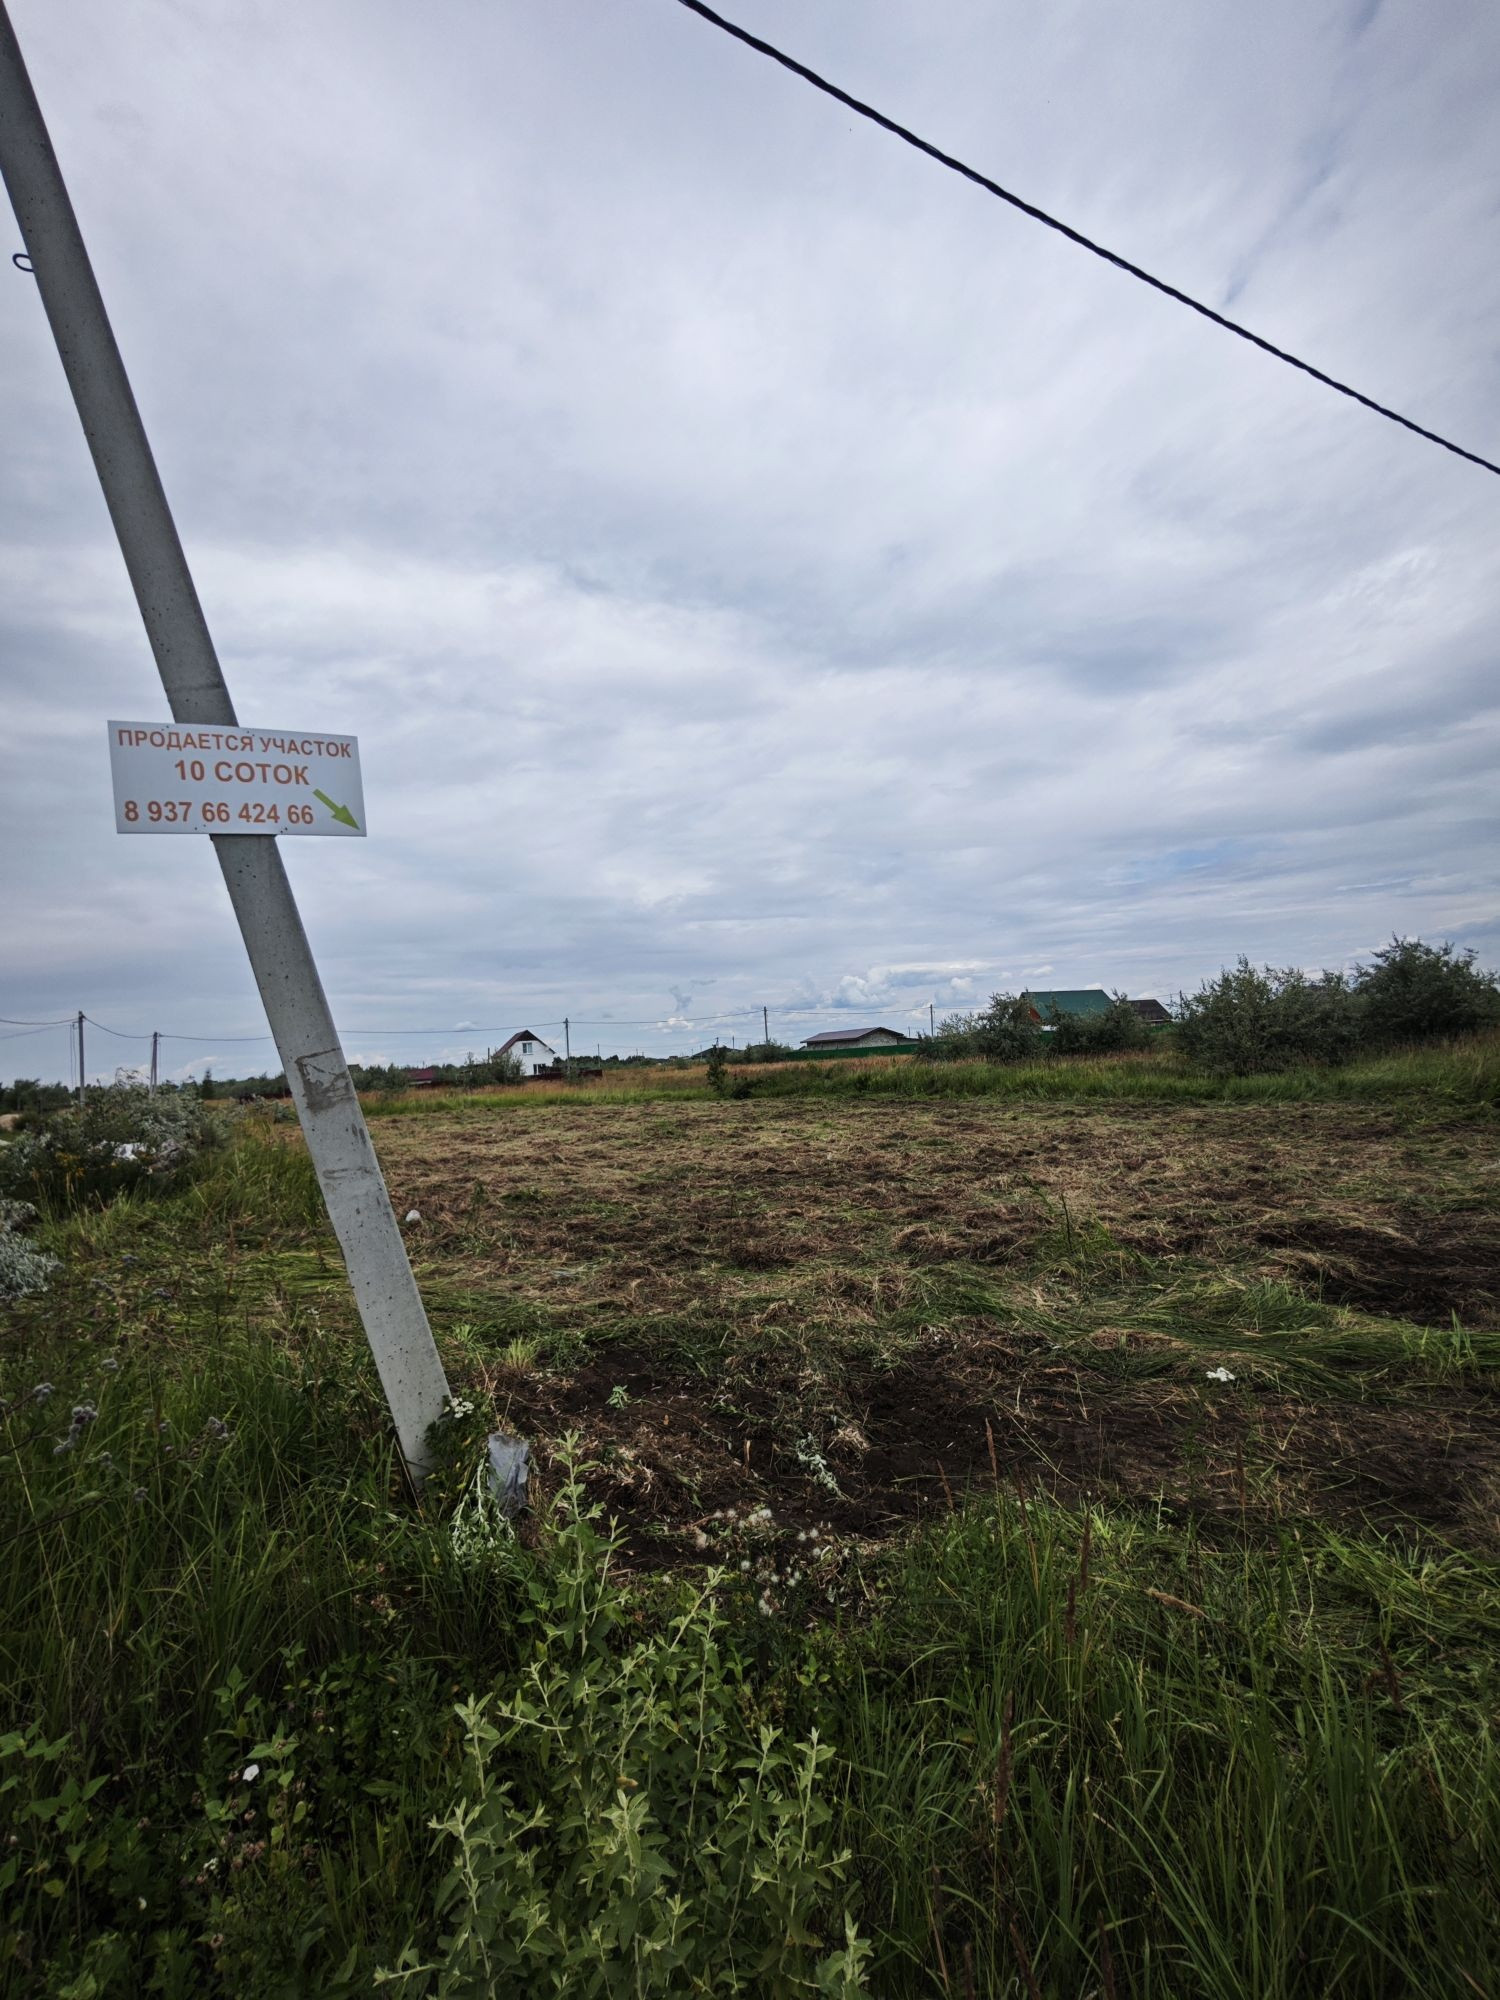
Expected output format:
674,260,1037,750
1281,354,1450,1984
671,0,1500,481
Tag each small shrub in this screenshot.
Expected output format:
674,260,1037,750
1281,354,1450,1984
925,993,1043,1065
0,1084,232,1211
379,1467,871,1997
1047,994,1150,1056
0,1200,57,1300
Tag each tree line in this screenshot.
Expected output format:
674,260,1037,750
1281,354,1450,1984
925,939,1499,1076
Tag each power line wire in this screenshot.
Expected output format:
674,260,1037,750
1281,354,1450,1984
7,1005,937,1059
670,0,1500,481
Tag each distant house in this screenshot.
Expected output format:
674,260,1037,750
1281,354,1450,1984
406,1066,438,1088
497,1030,557,1077
1022,990,1115,1025
801,1026,915,1050
1128,997,1172,1027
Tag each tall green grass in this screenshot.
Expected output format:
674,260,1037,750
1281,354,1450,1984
814,1499,1500,1997
4,1106,1499,1993
359,1033,1500,1116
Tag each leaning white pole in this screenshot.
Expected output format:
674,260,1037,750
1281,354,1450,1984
0,4,451,1480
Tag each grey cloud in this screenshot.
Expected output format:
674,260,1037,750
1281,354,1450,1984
2,0,1498,1077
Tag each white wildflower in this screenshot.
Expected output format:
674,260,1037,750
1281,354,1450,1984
242,1763,260,1783
1205,1366,1236,1384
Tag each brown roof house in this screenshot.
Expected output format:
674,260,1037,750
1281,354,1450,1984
801,1025,916,1050
1127,998,1172,1027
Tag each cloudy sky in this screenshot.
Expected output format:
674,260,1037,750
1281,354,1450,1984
3,0,1498,1082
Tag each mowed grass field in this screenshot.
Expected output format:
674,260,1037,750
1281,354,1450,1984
3,1071,1499,1994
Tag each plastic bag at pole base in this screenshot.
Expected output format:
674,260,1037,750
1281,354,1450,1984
486,1431,531,1517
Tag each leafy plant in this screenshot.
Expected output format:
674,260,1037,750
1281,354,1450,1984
0,1084,232,1211
1174,960,1361,1075
379,1465,871,1998
1353,936,1500,1046
0,1201,57,1301
924,992,1044,1064
1046,992,1150,1055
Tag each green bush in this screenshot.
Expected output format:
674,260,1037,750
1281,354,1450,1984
1353,937,1500,1046
924,993,1044,1064
379,1467,871,1998
0,1084,232,1211
0,1201,57,1301
1047,993,1150,1055
1174,961,1360,1075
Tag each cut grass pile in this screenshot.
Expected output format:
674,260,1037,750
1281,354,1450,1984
2,1082,1498,1994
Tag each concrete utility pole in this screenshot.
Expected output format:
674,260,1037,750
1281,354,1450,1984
75,1011,85,1105
149,1029,159,1094
0,7,450,1480
763,1005,769,1045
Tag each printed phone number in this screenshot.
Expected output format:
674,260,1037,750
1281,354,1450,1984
121,800,316,825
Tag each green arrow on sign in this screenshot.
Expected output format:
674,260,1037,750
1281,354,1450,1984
313,788,360,830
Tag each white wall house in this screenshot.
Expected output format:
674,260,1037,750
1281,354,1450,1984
496,1029,557,1076
801,1026,915,1050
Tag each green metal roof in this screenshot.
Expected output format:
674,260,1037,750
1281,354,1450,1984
1023,989,1115,1019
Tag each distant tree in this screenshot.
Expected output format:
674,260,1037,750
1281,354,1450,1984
1352,937,1500,1046
924,993,1043,1064
1047,994,1150,1056
1175,961,1359,1075
705,1045,730,1095
1,1078,70,1116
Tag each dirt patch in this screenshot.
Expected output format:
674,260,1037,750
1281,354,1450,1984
379,1099,1500,1329
480,1333,1500,1563
382,1097,1500,1561
1256,1216,1500,1326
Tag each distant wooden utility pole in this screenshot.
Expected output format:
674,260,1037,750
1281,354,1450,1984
929,1002,935,1036
763,1005,769,1045
75,1010,85,1105
149,1029,159,1093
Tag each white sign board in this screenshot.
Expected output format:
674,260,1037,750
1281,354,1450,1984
108,720,365,836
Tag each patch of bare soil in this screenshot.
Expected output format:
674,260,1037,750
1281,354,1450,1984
380,1099,1500,1558
1253,1215,1500,1326
379,1099,1500,1331
488,1335,1500,1565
